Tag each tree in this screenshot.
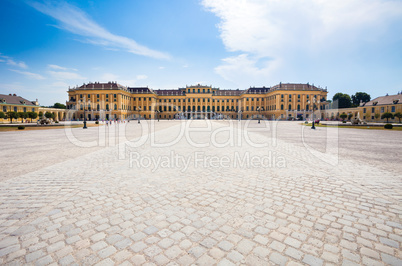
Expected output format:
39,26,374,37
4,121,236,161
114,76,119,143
347,114,353,120
351,92,371,106
374,113,380,121
53,103,66,109
340,113,347,121
333,93,352,108
18,112,28,122
381,112,394,123
39,111,43,118
394,112,402,123
0,111,5,119
6,111,18,123
45,112,53,119
28,112,38,122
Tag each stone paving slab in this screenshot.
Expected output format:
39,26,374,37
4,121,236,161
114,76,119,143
0,121,401,265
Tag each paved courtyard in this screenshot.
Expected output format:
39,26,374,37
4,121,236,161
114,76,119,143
0,121,401,265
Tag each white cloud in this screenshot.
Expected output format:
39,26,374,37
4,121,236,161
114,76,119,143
100,73,119,82
215,54,281,82
9,69,45,80
119,79,137,87
0,83,26,91
52,81,69,88
158,66,165,70
30,1,170,60
201,0,402,86
0,54,28,69
49,71,86,80
48,64,76,71
136,75,148,80
48,64,67,70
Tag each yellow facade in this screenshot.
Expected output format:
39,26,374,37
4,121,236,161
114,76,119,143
360,104,402,123
0,94,40,123
0,93,67,123
323,94,402,122
0,103,40,123
66,82,329,121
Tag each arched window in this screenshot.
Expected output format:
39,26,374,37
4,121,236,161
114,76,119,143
306,105,309,111
114,104,117,110
97,104,100,111
106,104,109,111
297,104,300,111
281,104,284,110
288,104,291,111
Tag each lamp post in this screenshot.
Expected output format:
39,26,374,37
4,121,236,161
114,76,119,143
156,110,160,122
307,98,318,129
137,107,141,124
79,98,89,129
257,107,261,124
238,109,242,121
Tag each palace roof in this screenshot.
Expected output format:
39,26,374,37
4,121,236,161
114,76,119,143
271,83,326,91
361,94,401,106
128,87,154,94
0,94,36,106
69,82,327,95
153,89,184,96
245,87,271,94
77,82,127,90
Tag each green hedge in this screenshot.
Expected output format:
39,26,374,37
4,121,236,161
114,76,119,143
384,124,393,129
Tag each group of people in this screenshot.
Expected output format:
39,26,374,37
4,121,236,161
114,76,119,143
104,119,130,126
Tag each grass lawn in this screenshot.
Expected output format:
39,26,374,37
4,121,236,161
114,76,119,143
302,123,402,131
0,124,99,132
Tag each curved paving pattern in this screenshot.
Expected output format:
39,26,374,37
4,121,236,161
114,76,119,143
0,121,401,265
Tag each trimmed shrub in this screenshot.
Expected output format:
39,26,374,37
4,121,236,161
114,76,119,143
384,124,393,129
95,121,99,124
55,121,59,123
342,121,346,123
18,125,25,130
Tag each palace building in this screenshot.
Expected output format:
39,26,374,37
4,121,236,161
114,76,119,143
66,82,329,121
0,93,66,123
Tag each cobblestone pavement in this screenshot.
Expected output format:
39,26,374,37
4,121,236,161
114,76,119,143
0,121,401,265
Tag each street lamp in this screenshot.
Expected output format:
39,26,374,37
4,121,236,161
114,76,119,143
238,109,242,121
307,98,318,129
79,98,90,129
257,107,261,124
156,110,160,122
137,107,141,124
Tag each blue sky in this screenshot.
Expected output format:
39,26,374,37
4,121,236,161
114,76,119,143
1,0,402,106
